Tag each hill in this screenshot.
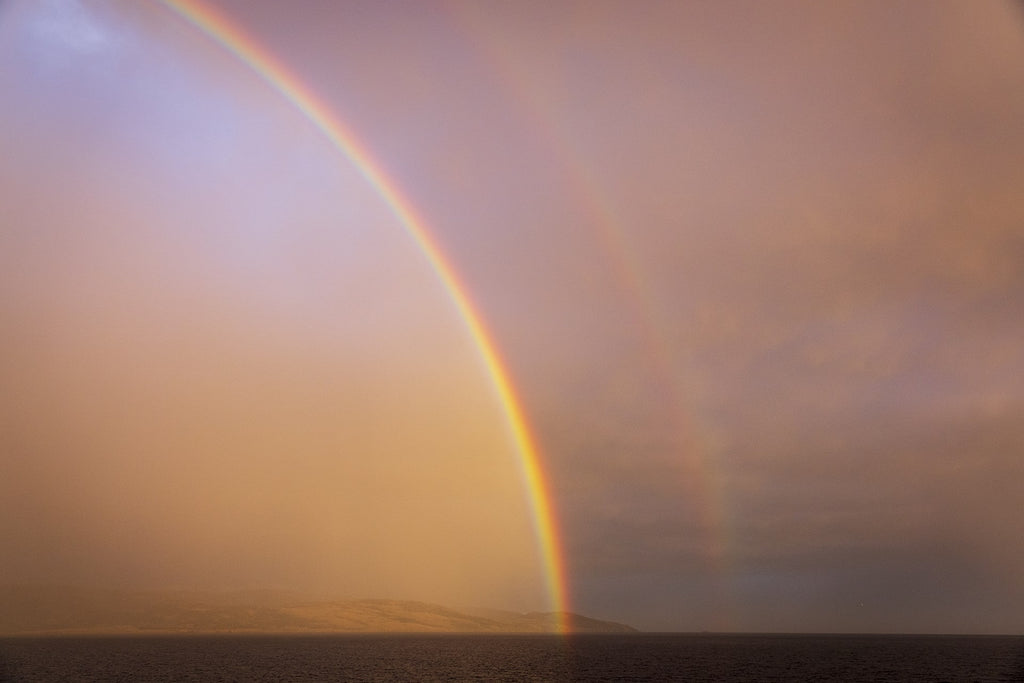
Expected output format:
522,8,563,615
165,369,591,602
0,586,637,635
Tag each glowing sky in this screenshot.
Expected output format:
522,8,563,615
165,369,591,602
3,0,1024,633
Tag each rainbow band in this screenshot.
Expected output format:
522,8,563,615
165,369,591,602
160,0,568,629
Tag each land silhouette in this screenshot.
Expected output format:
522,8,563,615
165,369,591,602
0,586,636,635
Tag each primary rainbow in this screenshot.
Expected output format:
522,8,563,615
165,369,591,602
160,0,569,629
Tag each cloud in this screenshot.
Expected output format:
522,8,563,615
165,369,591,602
2,0,1024,632
31,0,115,54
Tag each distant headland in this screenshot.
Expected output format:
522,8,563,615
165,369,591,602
0,586,637,635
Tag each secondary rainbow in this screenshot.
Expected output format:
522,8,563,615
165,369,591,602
448,2,731,604
160,0,569,629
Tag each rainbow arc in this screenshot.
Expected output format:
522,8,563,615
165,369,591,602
161,0,568,630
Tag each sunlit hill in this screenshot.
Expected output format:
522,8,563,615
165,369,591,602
0,587,636,635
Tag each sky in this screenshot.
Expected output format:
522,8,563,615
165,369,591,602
1,0,1023,634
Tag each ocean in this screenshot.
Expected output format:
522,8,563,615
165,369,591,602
1,633,1022,682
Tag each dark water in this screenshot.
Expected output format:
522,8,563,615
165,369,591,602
2,633,1023,682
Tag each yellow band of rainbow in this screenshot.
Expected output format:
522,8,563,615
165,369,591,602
160,0,568,630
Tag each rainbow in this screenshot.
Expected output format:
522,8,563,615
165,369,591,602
159,0,569,630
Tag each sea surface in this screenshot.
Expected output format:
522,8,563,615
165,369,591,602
1,633,1022,682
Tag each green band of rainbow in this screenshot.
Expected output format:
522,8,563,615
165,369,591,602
160,0,568,629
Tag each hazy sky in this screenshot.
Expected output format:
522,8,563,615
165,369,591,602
2,0,1024,633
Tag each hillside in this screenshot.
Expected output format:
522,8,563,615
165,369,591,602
0,587,637,635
